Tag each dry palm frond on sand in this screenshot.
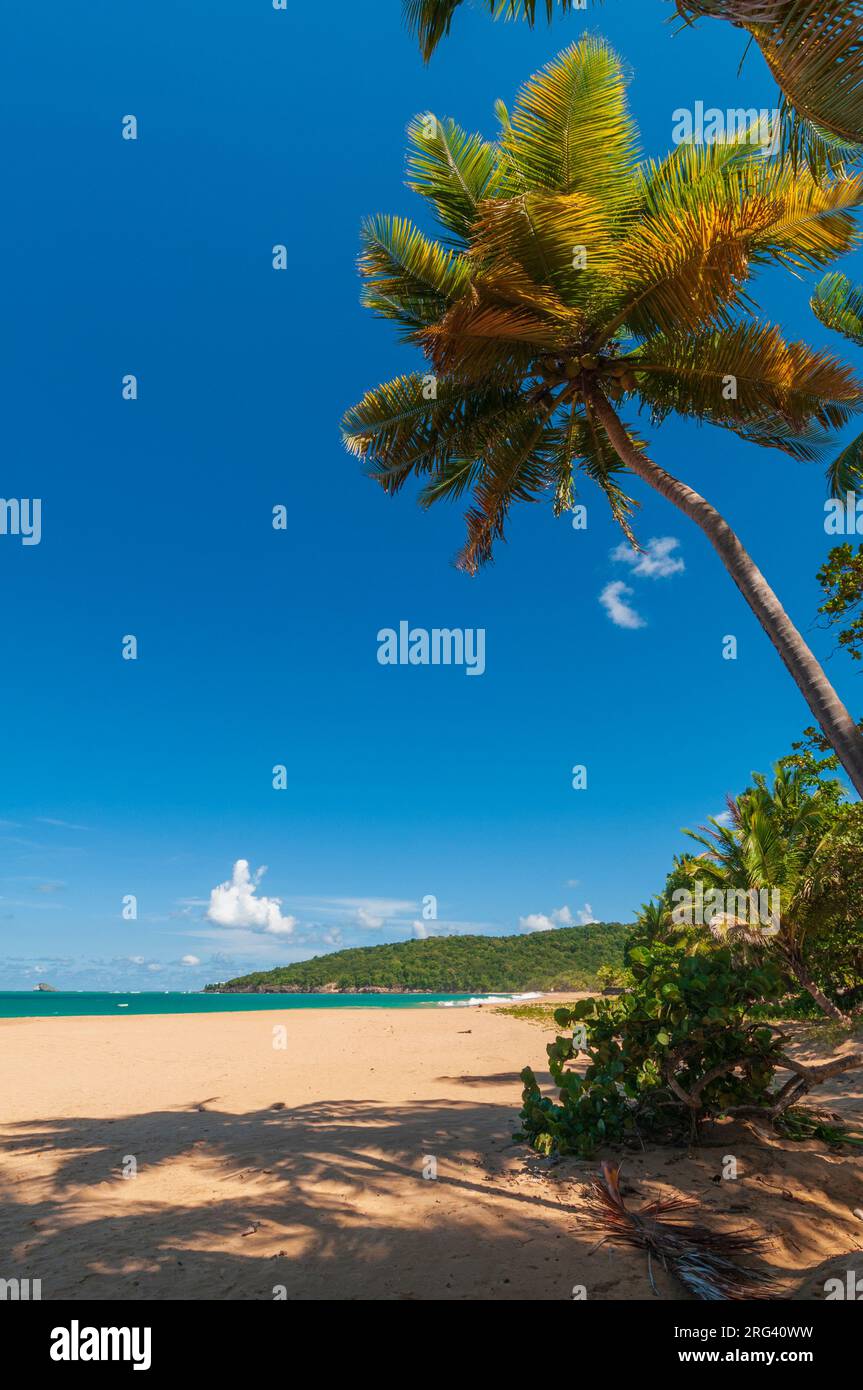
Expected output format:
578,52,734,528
586,1162,781,1300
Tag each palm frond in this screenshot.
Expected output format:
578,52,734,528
455,412,557,572
632,322,862,441
743,162,863,272
549,404,640,541
606,159,863,343
404,0,601,62
406,115,500,242
500,38,641,212
588,1162,780,1300
825,429,863,494
358,215,470,335
343,373,513,487
470,191,616,305
419,275,583,382
811,271,863,346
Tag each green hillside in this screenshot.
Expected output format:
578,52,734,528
205,922,632,994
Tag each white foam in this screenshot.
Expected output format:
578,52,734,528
437,992,542,1008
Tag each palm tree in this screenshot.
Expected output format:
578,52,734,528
341,35,861,795
342,39,863,795
682,764,853,1023
405,1,863,161
812,270,863,483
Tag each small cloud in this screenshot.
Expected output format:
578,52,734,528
356,907,385,929
520,903,598,932
129,955,146,965
519,905,574,934
713,810,733,827
612,536,684,579
599,580,645,630
206,859,295,937
413,920,428,940
181,955,201,966
36,882,65,894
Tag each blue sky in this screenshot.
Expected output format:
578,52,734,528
1,1,861,990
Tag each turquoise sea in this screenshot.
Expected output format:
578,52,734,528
0,991,504,1019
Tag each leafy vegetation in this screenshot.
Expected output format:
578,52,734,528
517,940,788,1156
812,272,863,493
816,539,863,667
207,922,630,993
517,751,863,1160
343,37,863,794
676,765,861,1023
642,764,863,1024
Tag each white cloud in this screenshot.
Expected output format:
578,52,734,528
356,907,385,929
611,536,684,579
520,914,555,933
206,860,295,937
520,903,599,932
413,920,428,940
599,580,646,630
181,955,201,966
519,905,574,934
129,955,145,965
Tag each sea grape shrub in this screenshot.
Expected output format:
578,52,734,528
516,941,785,1157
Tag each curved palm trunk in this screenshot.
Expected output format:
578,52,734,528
589,390,863,799
787,955,852,1026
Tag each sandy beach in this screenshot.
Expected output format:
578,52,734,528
1,1005,861,1301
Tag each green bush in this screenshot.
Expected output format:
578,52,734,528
516,940,785,1157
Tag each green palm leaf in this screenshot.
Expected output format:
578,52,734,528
456,412,558,572
811,271,863,346
404,0,599,62
825,430,863,494
499,37,641,211
406,115,500,241
633,322,860,435
358,215,470,335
